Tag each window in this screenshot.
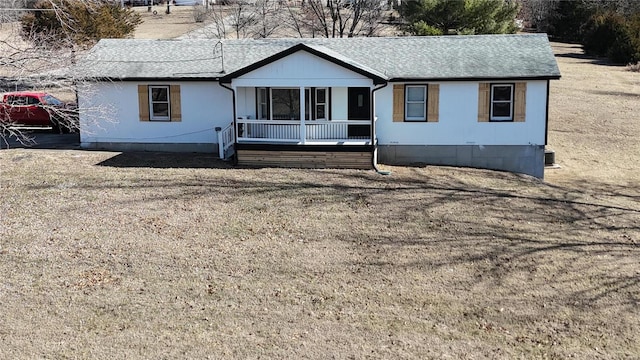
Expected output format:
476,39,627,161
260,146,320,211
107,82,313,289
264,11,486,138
26,96,41,105
490,84,514,121
393,84,439,123
271,88,301,120
257,87,269,120
405,85,427,121
257,87,330,121
478,82,526,123
8,96,27,106
42,95,63,106
138,85,181,122
149,86,170,121
315,88,327,120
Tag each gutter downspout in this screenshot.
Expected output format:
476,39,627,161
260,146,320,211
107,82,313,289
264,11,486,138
371,82,390,175
219,81,237,165
544,79,550,146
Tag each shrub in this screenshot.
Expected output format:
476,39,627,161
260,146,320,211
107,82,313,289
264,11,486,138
547,1,593,43
584,12,626,57
21,0,142,47
584,11,640,64
192,4,207,23
410,21,444,36
398,0,518,36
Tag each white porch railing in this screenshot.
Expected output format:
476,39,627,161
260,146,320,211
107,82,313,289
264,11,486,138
216,122,235,160
236,119,372,143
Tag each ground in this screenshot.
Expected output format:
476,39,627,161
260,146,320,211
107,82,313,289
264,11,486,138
546,42,640,186
0,11,639,360
133,4,207,39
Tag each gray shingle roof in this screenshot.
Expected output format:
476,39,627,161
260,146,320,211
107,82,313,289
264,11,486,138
77,34,560,81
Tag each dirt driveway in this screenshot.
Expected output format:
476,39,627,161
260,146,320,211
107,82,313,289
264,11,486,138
0,131,79,150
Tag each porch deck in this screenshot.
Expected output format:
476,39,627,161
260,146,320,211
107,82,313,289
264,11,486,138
231,119,374,169
236,144,373,169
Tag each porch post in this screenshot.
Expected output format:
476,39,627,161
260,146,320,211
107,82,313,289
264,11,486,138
299,86,306,144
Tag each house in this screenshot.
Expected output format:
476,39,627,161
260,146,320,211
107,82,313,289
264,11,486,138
76,34,560,178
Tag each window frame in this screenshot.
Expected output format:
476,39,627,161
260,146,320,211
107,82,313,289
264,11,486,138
148,85,171,121
404,85,428,122
270,87,301,120
315,87,328,121
256,87,270,120
257,87,330,121
490,83,514,122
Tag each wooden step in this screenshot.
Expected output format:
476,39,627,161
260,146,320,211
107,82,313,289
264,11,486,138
237,149,372,169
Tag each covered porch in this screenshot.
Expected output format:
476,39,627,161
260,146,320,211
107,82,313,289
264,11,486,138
230,86,376,169
218,43,388,168
234,86,374,145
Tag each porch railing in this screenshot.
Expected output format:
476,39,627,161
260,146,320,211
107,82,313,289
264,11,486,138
236,119,372,143
216,121,235,160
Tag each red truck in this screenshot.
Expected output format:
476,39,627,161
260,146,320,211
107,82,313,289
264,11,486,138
0,91,77,133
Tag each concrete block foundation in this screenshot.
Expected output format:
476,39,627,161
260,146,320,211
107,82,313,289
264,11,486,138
377,144,545,178
81,142,218,155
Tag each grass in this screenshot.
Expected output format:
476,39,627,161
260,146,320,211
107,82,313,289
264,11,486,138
132,5,207,39
546,43,640,186
0,150,638,358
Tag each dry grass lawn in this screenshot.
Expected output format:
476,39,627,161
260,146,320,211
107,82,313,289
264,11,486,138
1,27,639,359
133,5,207,39
546,42,640,186
1,151,638,359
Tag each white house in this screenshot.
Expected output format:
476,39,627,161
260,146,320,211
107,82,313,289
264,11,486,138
76,34,560,178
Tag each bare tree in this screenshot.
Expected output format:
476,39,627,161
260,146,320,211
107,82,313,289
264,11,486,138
305,0,334,37
0,0,119,147
347,0,385,37
194,2,228,38
190,1,290,39
188,0,388,40
284,1,307,38
1,29,76,146
229,1,256,39
518,0,559,32
209,4,228,38
250,0,283,39
294,0,387,38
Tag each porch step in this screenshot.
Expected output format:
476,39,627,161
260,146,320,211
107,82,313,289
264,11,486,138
237,149,372,169
223,144,235,161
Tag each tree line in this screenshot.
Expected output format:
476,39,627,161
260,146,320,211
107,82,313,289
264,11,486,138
11,0,640,65
520,0,640,64
16,0,523,42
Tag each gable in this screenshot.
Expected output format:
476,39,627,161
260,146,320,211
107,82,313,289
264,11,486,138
229,51,375,87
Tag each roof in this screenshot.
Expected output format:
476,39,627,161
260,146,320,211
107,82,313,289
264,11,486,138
76,34,561,82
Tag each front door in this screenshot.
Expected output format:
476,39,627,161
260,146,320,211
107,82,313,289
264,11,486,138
347,87,370,138
348,87,370,120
